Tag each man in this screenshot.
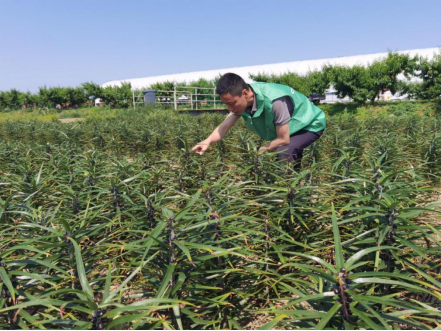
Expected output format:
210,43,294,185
191,73,326,170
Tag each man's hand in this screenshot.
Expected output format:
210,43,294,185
259,124,290,154
258,146,269,155
191,142,210,155
189,113,239,156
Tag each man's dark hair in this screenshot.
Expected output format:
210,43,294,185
216,73,249,96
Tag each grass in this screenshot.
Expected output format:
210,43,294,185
0,106,120,122
1,100,440,123
0,101,440,329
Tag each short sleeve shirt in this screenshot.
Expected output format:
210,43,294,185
233,96,294,126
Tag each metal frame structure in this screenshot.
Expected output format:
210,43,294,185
133,86,407,110
133,86,224,111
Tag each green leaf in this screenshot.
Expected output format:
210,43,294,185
156,264,176,299
173,305,183,330
170,272,186,297
280,251,337,274
17,310,47,329
174,241,194,265
68,238,93,297
175,189,202,221
106,312,157,329
258,314,289,330
8,270,59,288
0,267,15,303
0,298,65,313
103,263,112,302
331,204,344,271
315,302,341,329
105,298,190,317
351,308,384,330
105,252,159,304
345,246,398,271
121,172,142,184
354,278,441,300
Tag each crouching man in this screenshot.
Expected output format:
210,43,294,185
191,73,326,170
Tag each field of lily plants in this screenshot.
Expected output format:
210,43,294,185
1,104,441,330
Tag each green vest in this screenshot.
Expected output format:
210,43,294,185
240,83,326,141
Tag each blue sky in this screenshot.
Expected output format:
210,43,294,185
1,0,440,92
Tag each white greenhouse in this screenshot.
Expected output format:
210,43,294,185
102,47,440,103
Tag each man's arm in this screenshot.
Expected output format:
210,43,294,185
258,97,292,154
259,123,290,154
191,113,240,155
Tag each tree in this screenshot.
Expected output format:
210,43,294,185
327,65,370,105
414,51,441,100
327,52,419,105
306,70,331,97
249,71,310,96
81,82,104,100
38,86,50,108
188,78,216,104
149,81,176,101
101,82,132,108
364,52,418,104
64,87,88,107
47,87,67,107
23,91,41,109
0,89,25,110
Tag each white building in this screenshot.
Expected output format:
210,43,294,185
102,47,440,103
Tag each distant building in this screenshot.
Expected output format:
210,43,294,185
95,98,105,107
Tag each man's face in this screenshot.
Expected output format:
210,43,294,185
220,90,249,115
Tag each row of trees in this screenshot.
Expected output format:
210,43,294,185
1,51,440,111
150,51,441,106
0,82,133,111
0,78,216,112
251,51,441,104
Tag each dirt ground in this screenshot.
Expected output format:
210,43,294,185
58,118,84,123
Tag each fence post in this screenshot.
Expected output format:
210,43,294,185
132,91,135,110
173,86,177,111
195,88,198,110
